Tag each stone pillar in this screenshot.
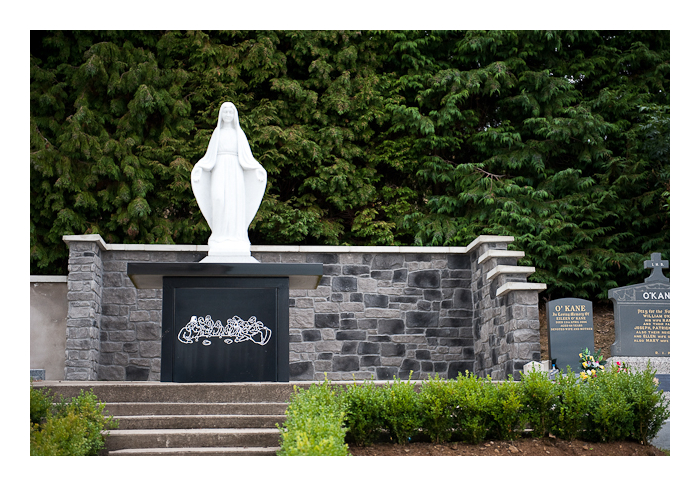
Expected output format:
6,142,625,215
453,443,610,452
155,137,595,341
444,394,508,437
467,236,546,380
63,235,106,380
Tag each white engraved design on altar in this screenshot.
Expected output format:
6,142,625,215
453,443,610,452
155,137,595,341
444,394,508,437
178,315,272,346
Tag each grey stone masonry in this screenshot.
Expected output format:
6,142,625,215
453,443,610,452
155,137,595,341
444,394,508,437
62,235,545,381
469,241,546,379
65,239,105,380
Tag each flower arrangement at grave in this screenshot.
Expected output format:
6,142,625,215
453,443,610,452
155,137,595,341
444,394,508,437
612,361,630,374
579,347,606,381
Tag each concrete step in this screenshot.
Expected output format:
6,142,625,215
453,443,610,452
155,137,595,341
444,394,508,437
33,382,296,456
104,402,288,416
108,446,280,456
105,428,280,451
114,414,285,429
35,381,309,404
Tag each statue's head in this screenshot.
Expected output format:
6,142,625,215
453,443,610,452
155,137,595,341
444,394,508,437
219,102,238,126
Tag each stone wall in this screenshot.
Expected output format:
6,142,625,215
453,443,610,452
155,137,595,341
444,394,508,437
62,235,545,382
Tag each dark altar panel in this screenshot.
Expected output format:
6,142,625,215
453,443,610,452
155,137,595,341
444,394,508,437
161,277,289,382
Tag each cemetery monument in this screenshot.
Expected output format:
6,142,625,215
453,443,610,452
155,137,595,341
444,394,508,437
609,253,670,358
546,297,594,372
128,102,323,382
191,102,267,263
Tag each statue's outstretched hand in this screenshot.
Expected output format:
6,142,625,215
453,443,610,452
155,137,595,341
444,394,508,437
256,169,266,183
192,166,202,183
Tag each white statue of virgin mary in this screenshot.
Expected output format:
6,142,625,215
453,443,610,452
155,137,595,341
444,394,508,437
191,102,267,263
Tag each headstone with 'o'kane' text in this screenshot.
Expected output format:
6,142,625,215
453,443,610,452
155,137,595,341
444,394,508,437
609,253,670,357
547,298,594,373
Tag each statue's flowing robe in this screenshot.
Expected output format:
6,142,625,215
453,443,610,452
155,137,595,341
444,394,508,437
191,105,267,249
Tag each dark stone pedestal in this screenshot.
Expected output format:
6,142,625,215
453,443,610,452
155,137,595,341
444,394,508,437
128,263,323,383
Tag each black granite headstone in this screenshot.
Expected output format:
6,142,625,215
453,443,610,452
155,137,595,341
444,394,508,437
547,298,594,372
609,253,670,357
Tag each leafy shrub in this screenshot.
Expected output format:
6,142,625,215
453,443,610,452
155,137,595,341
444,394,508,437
31,411,94,456
451,372,490,444
30,387,118,456
484,376,524,441
582,371,634,443
277,367,670,454
30,383,53,427
549,365,668,445
277,380,349,456
519,369,557,438
342,380,384,446
379,373,420,445
617,364,670,445
417,374,456,443
551,367,591,441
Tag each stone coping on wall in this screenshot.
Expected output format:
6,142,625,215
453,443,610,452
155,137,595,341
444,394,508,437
62,234,515,255
30,275,68,283
478,249,525,264
496,282,548,297
487,265,536,280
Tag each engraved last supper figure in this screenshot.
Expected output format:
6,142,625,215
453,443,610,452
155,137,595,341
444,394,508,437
191,102,267,263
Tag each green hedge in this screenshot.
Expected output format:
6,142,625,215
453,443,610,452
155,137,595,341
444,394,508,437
276,380,349,456
278,366,669,455
30,385,119,456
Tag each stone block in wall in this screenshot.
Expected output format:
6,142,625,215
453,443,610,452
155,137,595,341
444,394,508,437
102,288,137,305
291,308,315,328
406,311,439,328
381,343,406,357
290,361,314,380
371,254,404,270
125,365,150,381
340,318,358,329
333,356,359,372
315,313,340,328
332,277,357,292
408,270,441,288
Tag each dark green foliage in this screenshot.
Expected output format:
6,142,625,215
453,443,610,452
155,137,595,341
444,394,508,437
31,30,669,300
30,386,118,456
550,367,592,440
30,383,53,427
582,371,634,442
451,372,490,444
341,380,383,446
282,369,668,454
277,380,349,456
619,364,670,445
519,369,557,437
484,376,524,440
387,31,670,299
379,373,420,445
416,374,456,443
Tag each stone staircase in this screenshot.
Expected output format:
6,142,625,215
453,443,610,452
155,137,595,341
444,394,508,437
33,381,307,456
